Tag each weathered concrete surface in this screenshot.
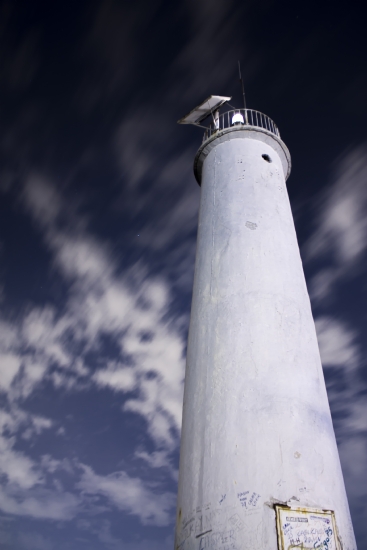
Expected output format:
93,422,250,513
194,125,291,184
175,128,357,550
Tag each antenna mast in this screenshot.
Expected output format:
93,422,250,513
238,61,248,124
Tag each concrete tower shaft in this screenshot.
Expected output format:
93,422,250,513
175,125,357,550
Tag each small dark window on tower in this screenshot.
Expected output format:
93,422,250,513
262,154,272,163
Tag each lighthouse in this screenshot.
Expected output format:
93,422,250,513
174,97,357,550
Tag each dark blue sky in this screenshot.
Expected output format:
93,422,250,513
0,0,366,548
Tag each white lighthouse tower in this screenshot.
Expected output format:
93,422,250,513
175,97,357,550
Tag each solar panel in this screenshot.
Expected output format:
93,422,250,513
177,95,231,125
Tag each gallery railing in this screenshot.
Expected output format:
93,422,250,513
202,109,280,142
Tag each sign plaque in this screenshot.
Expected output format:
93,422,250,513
275,505,340,550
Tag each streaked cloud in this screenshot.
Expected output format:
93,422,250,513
77,464,175,526
315,316,359,370
0,172,184,526
305,148,367,544
306,146,367,303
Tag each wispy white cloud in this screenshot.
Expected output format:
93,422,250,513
0,485,79,520
0,415,78,521
135,448,178,481
305,147,367,531
0,410,175,525
0,171,185,525
77,464,175,526
19,176,186,448
315,316,359,370
314,312,367,534
305,146,367,303
93,361,136,391
0,353,22,392
0,440,41,490
110,0,258,274
0,406,53,485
